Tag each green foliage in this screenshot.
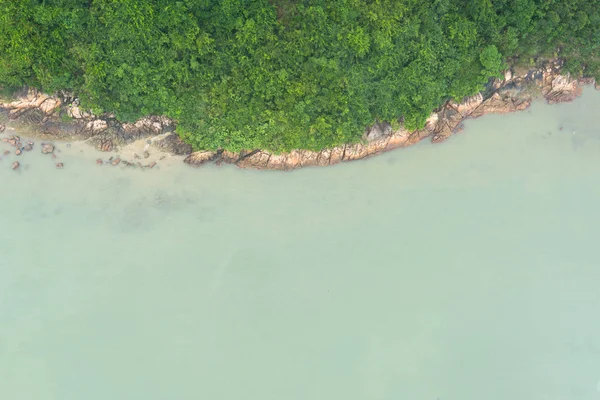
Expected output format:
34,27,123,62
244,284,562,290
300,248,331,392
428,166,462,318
480,45,505,78
0,0,598,152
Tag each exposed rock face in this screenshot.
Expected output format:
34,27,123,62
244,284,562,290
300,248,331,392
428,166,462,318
0,60,589,171
183,151,221,167
543,73,582,104
86,119,108,134
366,122,392,141
1,88,61,119
1,89,174,153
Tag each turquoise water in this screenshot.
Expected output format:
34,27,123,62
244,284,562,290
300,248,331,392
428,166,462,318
2,89,600,400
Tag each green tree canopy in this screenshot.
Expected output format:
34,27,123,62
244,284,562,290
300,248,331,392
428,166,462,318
1,0,598,152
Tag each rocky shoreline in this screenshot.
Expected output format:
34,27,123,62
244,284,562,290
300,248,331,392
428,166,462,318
1,60,598,171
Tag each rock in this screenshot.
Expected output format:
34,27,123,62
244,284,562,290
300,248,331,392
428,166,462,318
143,151,150,159
85,119,108,134
542,74,582,104
579,77,596,86
97,139,113,152
134,153,141,159
96,158,103,165
111,158,121,166
184,151,219,167
0,123,5,133
24,144,33,151
456,93,484,116
1,138,7,143
122,116,167,137
39,98,61,114
68,105,83,119
3,150,10,155
12,161,19,170
152,133,193,155
15,149,22,156
41,143,55,154
146,161,156,169
470,92,531,118
56,162,64,168
504,70,513,82
366,122,392,141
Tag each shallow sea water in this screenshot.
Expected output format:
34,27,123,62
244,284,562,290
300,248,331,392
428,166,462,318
2,89,600,400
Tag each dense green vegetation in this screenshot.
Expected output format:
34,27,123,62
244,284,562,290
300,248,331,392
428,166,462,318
1,0,598,152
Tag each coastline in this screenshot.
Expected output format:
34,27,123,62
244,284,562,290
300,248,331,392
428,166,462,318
1,60,598,171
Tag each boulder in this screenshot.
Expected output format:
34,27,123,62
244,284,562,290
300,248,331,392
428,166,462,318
41,143,55,154
85,119,108,134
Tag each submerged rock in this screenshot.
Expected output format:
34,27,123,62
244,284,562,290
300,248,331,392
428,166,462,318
12,161,19,170
0,123,5,133
56,162,64,169
143,151,150,158
111,157,121,166
98,138,113,152
96,158,103,165
15,149,22,156
41,143,55,154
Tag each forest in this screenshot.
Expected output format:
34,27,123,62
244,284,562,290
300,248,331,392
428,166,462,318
0,0,598,152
